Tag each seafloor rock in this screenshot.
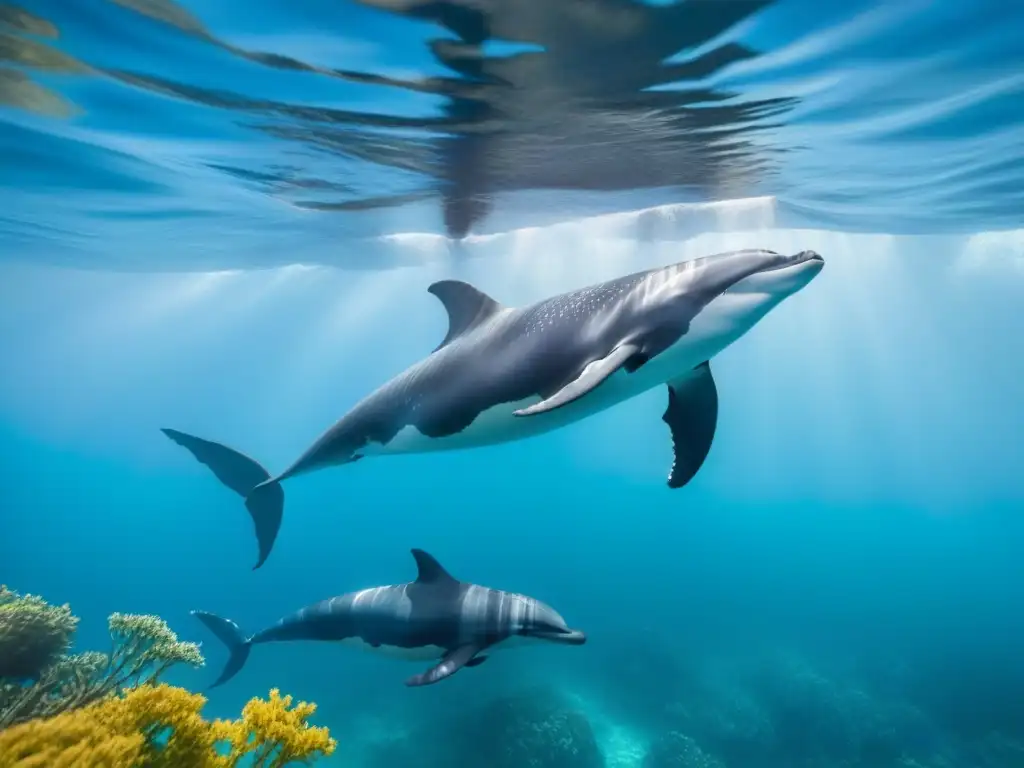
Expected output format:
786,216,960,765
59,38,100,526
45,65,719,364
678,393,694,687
744,650,944,765
971,731,1024,768
365,686,603,768
594,632,706,731
643,731,724,768
452,686,602,768
659,649,950,768
666,681,776,764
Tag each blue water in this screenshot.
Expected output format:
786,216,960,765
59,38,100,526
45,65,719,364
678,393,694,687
3,1,1024,767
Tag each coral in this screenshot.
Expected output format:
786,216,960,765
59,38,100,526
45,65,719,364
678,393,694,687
0,683,337,768
643,732,724,768
0,586,78,680
0,587,204,728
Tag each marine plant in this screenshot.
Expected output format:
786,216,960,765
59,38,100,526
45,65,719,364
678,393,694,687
0,585,78,680
0,682,337,767
216,687,337,767
0,586,204,728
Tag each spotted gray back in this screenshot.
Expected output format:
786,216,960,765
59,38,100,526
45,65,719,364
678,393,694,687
291,249,790,468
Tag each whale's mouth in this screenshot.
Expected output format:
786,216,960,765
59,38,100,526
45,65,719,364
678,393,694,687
757,249,825,274
723,249,824,296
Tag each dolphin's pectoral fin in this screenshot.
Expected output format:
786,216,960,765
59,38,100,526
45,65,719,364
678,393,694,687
514,343,640,417
405,644,482,687
464,655,488,668
428,279,504,351
663,361,719,489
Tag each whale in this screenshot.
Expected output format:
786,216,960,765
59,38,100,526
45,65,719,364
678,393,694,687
192,548,585,688
164,248,824,568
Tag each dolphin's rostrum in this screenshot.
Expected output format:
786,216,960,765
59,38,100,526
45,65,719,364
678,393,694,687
164,248,824,567
192,548,585,688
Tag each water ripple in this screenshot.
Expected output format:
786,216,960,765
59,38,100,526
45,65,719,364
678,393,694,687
1,0,1022,269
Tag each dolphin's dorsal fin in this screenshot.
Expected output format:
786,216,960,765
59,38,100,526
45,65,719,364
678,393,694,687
411,548,457,584
428,280,502,351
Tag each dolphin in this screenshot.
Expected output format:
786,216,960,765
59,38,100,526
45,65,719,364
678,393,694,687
163,248,823,567
192,548,585,688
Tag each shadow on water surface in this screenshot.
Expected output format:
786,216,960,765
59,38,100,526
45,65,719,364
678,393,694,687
3,0,792,237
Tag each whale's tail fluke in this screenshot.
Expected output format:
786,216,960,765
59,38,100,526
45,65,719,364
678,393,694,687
161,428,284,569
192,611,252,688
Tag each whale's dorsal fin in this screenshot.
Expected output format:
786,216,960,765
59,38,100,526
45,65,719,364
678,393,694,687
411,548,457,585
428,280,503,351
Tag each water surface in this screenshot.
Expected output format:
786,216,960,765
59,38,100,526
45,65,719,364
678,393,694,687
3,0,1023,268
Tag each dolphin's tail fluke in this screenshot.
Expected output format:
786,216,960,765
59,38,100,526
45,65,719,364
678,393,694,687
161,428,284,569
192,611,252,688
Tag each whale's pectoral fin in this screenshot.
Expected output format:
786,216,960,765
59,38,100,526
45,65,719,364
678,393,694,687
514,343,641,417
464,655,488,668
663,361,719,489
405,644,483,687
428,280,504,351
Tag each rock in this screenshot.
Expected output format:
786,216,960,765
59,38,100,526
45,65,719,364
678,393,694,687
459,687,603,768
364,686,603,768
644,731,725,768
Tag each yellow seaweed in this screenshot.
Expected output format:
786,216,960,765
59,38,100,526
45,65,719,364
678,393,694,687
216,688,337,768
0,683,337,768
0,707,143,767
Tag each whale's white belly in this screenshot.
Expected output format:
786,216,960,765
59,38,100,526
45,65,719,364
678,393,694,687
360,397,552,456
